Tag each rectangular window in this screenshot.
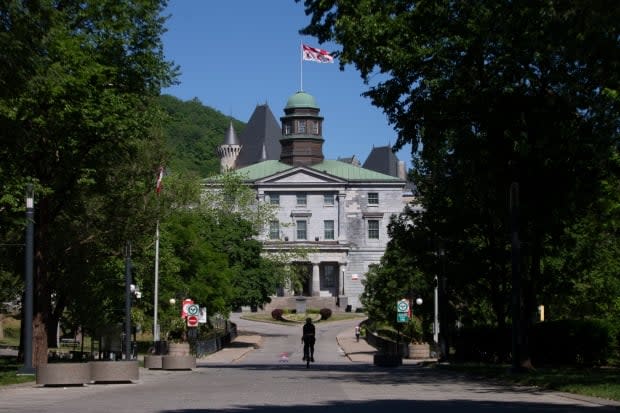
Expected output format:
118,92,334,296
296,192,307,206
296,220,307,240
324,220,334,240
368,192,379,205
312,121,319,134
298,120,306,133
269,193,280,205
368,220,380,239
323,193,334,206
269,221,280,240
284,123,291,135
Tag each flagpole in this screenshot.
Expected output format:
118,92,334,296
153,219,160,342
300,42,303,91
153,167,163,344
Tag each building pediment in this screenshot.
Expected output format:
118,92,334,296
256,166,347,185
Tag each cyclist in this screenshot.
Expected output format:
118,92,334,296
301,317,315,362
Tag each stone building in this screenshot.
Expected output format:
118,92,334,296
214,91,409,310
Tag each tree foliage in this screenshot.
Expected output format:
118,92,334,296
0,0,176,366
151,173,292,338
300,0,620,364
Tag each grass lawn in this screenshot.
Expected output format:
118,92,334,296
0,356,35,386
440,363,620,402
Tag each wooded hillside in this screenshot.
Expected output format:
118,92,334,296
158,94,245,177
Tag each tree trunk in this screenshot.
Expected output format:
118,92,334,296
32,198,51,368
0,313,4,340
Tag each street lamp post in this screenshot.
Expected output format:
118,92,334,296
18,184,35,375
124,242,132,361
433,276,439,345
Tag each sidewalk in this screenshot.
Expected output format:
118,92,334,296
336,332,377,363
198,333,263,364
336,332,436,365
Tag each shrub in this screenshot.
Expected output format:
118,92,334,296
319,308,332,320
271,309,284,321
531,319,614,366
403,316,424,344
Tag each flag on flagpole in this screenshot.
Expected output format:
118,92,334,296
302,44,334,63
155,166,164,194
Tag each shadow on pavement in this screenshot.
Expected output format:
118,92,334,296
162,398,618,413
194,363,533,391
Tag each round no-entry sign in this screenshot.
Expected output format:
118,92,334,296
187,315,198,327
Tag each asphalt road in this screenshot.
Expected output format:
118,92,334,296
1,314,618,413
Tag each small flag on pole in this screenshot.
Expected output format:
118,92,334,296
302,44,334,63
156,166,164,194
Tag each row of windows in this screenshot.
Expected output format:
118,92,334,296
283,119,320,136
267,192,378,206
268,219,380,240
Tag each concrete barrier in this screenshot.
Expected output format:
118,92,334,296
89,361,139,383
36,363,90,386
162,355,195,370
144,355,163,369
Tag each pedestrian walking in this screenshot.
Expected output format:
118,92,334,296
355,325,360,342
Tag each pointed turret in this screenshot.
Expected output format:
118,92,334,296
217,121,242,172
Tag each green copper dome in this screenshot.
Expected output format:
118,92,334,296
285,91,318,109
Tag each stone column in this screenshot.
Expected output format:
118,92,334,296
312,263,320,296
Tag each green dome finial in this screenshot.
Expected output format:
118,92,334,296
285,91,318,109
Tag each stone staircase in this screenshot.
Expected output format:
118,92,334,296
261,296,342,313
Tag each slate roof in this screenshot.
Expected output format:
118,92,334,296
363,145,400,177
236,104,282,168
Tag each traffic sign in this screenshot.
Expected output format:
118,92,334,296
397,299,409,313
397,312,409,323
187,315,198,327
186,304,200,316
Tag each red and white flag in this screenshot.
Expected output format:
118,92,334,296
302,44,334,63
155,166,164,194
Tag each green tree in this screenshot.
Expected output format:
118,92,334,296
300,0,620,366
0,0,176,367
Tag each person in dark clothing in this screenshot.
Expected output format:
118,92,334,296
302,317,316,362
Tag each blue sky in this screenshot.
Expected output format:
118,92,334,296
161,1,412,168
